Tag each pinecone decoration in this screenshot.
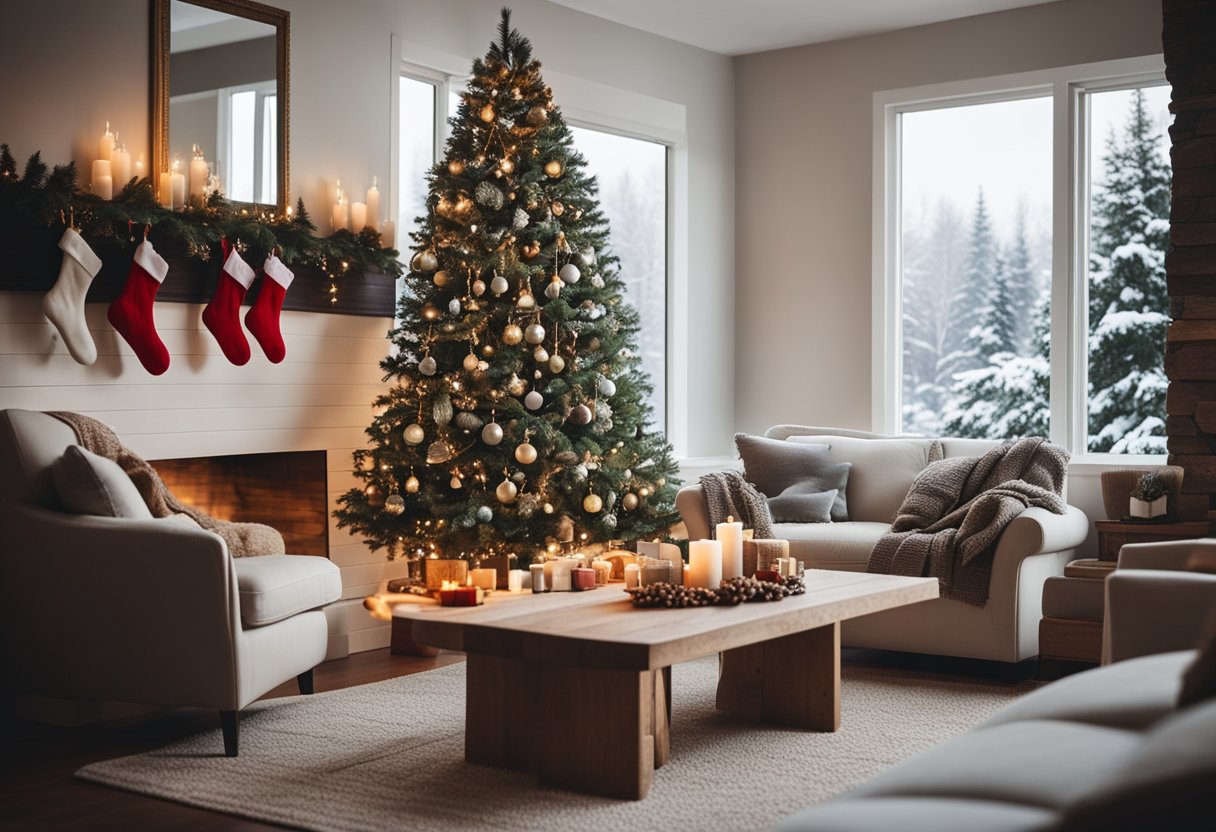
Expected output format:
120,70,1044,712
716,576,788,605
626,583,718,608
784,576,806,596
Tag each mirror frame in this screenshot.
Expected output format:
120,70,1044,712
152,0,290,212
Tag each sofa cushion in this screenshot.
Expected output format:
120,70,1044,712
774,796,1057,832
768,485,836,523
1041,575,1105,621
781,521,888,570
51,445,152,519
787,435,933,523
847,719,1139,810
982,651,1192,732
735,433,850,520
939,437,1001,458
1060,699,1216,831
233,554,341,628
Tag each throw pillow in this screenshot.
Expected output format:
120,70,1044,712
734,434,851,521
768,486,837,524
1179,611,1216,709
52,445,153,519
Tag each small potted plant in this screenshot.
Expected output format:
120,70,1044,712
1129,472,1169,519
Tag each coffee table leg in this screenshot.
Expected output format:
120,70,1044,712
716,621,841,731
466,654,532,769
531,664,659,799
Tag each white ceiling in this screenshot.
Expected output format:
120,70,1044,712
548,0,1060,56
170,1,275,52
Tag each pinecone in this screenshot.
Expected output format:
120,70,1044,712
784,576,806,596
717,576,788,605
626,583,718,608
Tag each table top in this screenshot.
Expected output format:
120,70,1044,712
392,569,938,671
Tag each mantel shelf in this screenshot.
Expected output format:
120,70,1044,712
0,226,397,318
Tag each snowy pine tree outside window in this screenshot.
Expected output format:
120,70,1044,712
879,62,1170,458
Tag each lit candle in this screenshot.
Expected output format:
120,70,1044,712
470,567,496,591
380,219,395,248
109,141,130,193
508,569,526,592
98,121,115,163
134,154,145,179
170,158,185,210
529,562,546,593
365,176,381,231
717,517,744,580
623,563,641,589
688,540,723,589
438,580,482,606
350,201,367,232
91,159,112,200
158,171,173,208
331,180,348,233
591,559,611,586
189,144,208,207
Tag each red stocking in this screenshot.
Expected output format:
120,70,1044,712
202,240,255,365
246,253,294,363
107,240,170,376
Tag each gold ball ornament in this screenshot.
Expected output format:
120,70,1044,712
463,353,480,372
500,157,515,174
496,478,518,504
479,103,496,123
365,484,385,507
548,355,565,373
622,492,639,510
384,493,405,516
448,159,465,176
411,250,438,272
405,475,420,494
434,270,450,287
543,502,554,514
583,493,603,513
403,423,425,445
515,442,537,464
503,323,523,345
472,278,486,297
544,160,563,178
550,201,564,217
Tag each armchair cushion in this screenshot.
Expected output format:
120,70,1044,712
1179,614,1216,708
233,554,341,628
768,485,837,523
51,445,152,519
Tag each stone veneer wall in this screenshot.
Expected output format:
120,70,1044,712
1164,0,1216,531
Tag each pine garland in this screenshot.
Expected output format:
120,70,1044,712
0,144,402,277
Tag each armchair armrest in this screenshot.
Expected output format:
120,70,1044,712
0,500,241,710
993,505,1089,560
1117,538,1216,571
676,484,710,540
1104,569,1216,663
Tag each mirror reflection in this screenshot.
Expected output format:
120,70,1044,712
169,0,278,205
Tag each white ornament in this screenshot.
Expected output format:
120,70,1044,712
476,505,494,523
548,355,565,373
525,323,546,344
524,390,544,410
599,377,616,397
583,493,603,513
591,274,604,289
448,298,462,316
490,275,510,294
517,292,536,311
559,263,581,284
496,478,518,503
543,502,554,514
481,421,504,445
544,279,562,300
533,346,549,363
515,442,537,464
403,423,425,445
419,355,437,376
472,279,486,296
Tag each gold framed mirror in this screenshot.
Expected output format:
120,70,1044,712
152,0,289,212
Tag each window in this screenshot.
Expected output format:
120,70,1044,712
569,126,669,432
218,81,276,204
875,57,1170,459
397,75,438,244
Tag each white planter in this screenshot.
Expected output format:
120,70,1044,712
1129,496,1167,519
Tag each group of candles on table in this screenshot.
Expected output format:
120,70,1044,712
437,519,801,607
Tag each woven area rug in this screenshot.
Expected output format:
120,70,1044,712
77,658,1033,831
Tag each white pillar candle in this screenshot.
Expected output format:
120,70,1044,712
98,121,115,163
158,171,173,208
717,519,744,580
688,540,723,589
91,159,112,199
332,199,348,233
548,557,576,592
109,144,130,192
529,562,546,593
380,219,395,248
623,562,640,589
189,145,208,207
350,201,367,232
508,569,526,592
365,177,381,231
170,164,185,210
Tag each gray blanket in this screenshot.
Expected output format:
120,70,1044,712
700,470,774,539
867,437,1069,606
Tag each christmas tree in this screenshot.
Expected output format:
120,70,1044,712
335,9,681,565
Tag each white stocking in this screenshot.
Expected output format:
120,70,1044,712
43,228,103,365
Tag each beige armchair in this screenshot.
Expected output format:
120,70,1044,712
0,409,341,755
1103,538,1216,664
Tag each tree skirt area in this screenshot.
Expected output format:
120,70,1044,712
77,657,1032,831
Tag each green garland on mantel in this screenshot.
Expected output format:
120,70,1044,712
0,144,404,279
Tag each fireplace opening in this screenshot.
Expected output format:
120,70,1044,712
149,451,329,557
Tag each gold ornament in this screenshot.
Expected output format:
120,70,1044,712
496,477,518,504
515,442,537,465
480,103,496,123
403,423,425,445
583,493,603,513
551,201,564,217
500,157,515,174
503,323,523,345
463,353,479,371
384,493,405,516
543,502,555,514
507,373,527,396
622,492,639,510
526,106,547,126
365,484,384,507
411,250,438,272
544,160,563,178
434,270,449,287
482,343,495,357
448,159,465,176
516,290,536,311
472,278,486,296
405,475,420,494
426,440,452,464
521,241,541,259
548,355,565,373
450,475,463,489
421,303,441,321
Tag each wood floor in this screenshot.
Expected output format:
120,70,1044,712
0,649,465,832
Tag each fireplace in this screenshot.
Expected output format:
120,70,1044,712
149,451,329,557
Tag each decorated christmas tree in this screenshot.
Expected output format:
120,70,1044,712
335,9,681,566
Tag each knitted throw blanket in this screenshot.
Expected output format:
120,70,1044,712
699,470,774,539
867,437,1069,607
49,411,284,558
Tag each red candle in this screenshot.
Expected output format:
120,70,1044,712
570,567,597,591
755,569,782,584
439,586,482,606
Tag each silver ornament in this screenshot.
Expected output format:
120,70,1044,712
432,393,453,426
419,355,437,376
559,263,581,284
599,377,616,397
454,411,482,432
481,421,503,445
476,505,494,523
496,478,518,503
524,390,544,410
384,493,405,515
544,279,562,300
512,471,526,483
403,423,425,445
602,513,617,530
475,180,504,210
554,451,578,465
449,298,462,316
490,274,510,294
512,207,529,229
525,323,546,344
573,463,588,481
573,246,595,269
515,442,537,464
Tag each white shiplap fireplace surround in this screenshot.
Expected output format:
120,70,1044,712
0,294,403,656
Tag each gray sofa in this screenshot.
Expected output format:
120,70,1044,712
678,426,1089,666
0,409,342,755
775,539,1216,831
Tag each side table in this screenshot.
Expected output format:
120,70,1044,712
1095,520,1211,562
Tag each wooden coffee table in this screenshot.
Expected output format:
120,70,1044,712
392,569,937,799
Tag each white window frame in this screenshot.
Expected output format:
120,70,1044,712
214,80,277,203
387,37,685,448
872,54,1167,466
